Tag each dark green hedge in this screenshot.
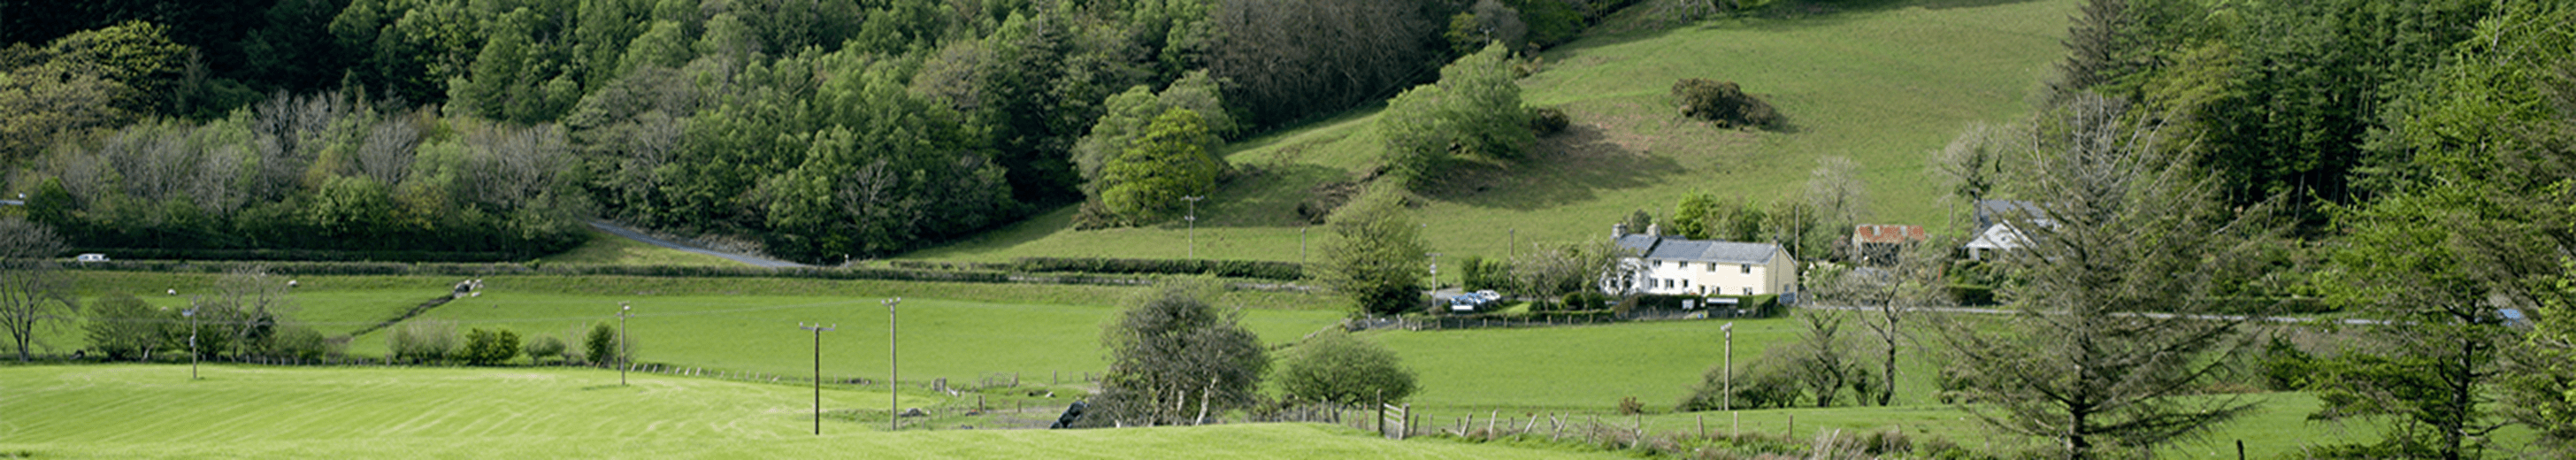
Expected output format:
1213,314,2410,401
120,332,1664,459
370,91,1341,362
69,260,1022,283
68,248,521,263
1007,257,1304,280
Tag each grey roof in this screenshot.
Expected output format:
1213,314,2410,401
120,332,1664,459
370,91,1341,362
1616,234,1782,264
1974,200,2044,228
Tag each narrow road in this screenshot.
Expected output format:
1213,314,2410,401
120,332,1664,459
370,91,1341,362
1799,303,2385,325
586,221,809,268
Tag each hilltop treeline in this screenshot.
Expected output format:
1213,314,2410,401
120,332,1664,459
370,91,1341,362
2,0,1640,263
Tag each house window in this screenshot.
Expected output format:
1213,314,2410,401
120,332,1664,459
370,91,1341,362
1652,260,1663,268
1743,287,1753,295
1740,264,1752,273
1706,263,1716,272
1681,280,1690,288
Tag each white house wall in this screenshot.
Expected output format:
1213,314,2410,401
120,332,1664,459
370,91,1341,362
1619,248,1796,296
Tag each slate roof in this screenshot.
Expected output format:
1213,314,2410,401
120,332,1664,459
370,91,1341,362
1615,234,1782,264
1973,200,2045,229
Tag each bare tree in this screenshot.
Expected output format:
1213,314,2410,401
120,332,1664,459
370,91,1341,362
0,218,76,362
1931,122,2014,227
1806,156,1870,227
1929,94,2281,459
200,265,295,358
1785,310,1860,407
1815,240,1955,406
1510,238,1630,303
356,114,423,186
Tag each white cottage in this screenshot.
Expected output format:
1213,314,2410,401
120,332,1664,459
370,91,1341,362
1602,224,1798,296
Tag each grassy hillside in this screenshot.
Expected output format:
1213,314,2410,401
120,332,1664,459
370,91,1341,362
536,228,745,267
0,365,1628,459
901,0,2074,267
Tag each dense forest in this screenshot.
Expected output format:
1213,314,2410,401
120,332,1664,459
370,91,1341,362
0,0,1637,263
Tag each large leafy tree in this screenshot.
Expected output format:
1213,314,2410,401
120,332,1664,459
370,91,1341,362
1097,108,1225,225
1377,42,1532,187
1316,190,1431,316
1090,282,1269,426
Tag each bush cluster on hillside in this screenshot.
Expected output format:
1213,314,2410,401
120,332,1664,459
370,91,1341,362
1672,78,1779,128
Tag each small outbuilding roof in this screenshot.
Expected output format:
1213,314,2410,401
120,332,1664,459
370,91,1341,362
1851,224,1927,244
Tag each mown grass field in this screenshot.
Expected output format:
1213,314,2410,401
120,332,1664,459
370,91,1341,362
28,271,2493,457
900,0,2074,269
0,365,1631,459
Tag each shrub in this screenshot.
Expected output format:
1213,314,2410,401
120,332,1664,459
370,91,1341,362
263,324,332,360
1944,284,1996,306
1672,78,1780,128
1678,357,1803,411
583,322,620,367
1458,256,1510,291
2257,335,2317,391
1617,396,1645,415
389,319,459,363
83,293,172,361
1554,291,1610,311
524,334,568,364
1528,106,1569,135
1276,332,1417,405
458,328,521,365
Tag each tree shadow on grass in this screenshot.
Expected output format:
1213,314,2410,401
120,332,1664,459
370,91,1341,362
1420,124,1687,211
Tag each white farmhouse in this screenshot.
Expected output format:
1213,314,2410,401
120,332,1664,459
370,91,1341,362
1601,224,1797,296
1961,200,2051,261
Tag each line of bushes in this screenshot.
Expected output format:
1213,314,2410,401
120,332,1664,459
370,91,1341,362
69,260,1017,283
890,257,1307,280
63,259,1217,289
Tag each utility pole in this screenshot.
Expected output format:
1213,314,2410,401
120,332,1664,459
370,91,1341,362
800,322,836,435
1427,252,1442,290
884,297,901,432
617,303,633,386
1183,196,1205,259
184,300,199,380
1721,322,1734,411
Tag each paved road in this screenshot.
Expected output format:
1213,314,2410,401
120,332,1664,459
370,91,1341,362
1800,303,2386,325
586,221,808,268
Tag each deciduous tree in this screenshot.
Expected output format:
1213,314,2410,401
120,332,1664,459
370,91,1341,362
1090,282,1269,426
1316,190,1430,316
0,218,76,362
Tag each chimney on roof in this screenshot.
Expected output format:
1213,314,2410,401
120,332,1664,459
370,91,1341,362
1614,223,1628,239
1646,223,1661,237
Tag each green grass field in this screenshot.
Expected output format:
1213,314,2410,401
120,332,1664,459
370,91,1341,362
0,365,1632,459
537,228,746,267
347,289,1348,384
27,271,2488,457
900,0,2074,268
